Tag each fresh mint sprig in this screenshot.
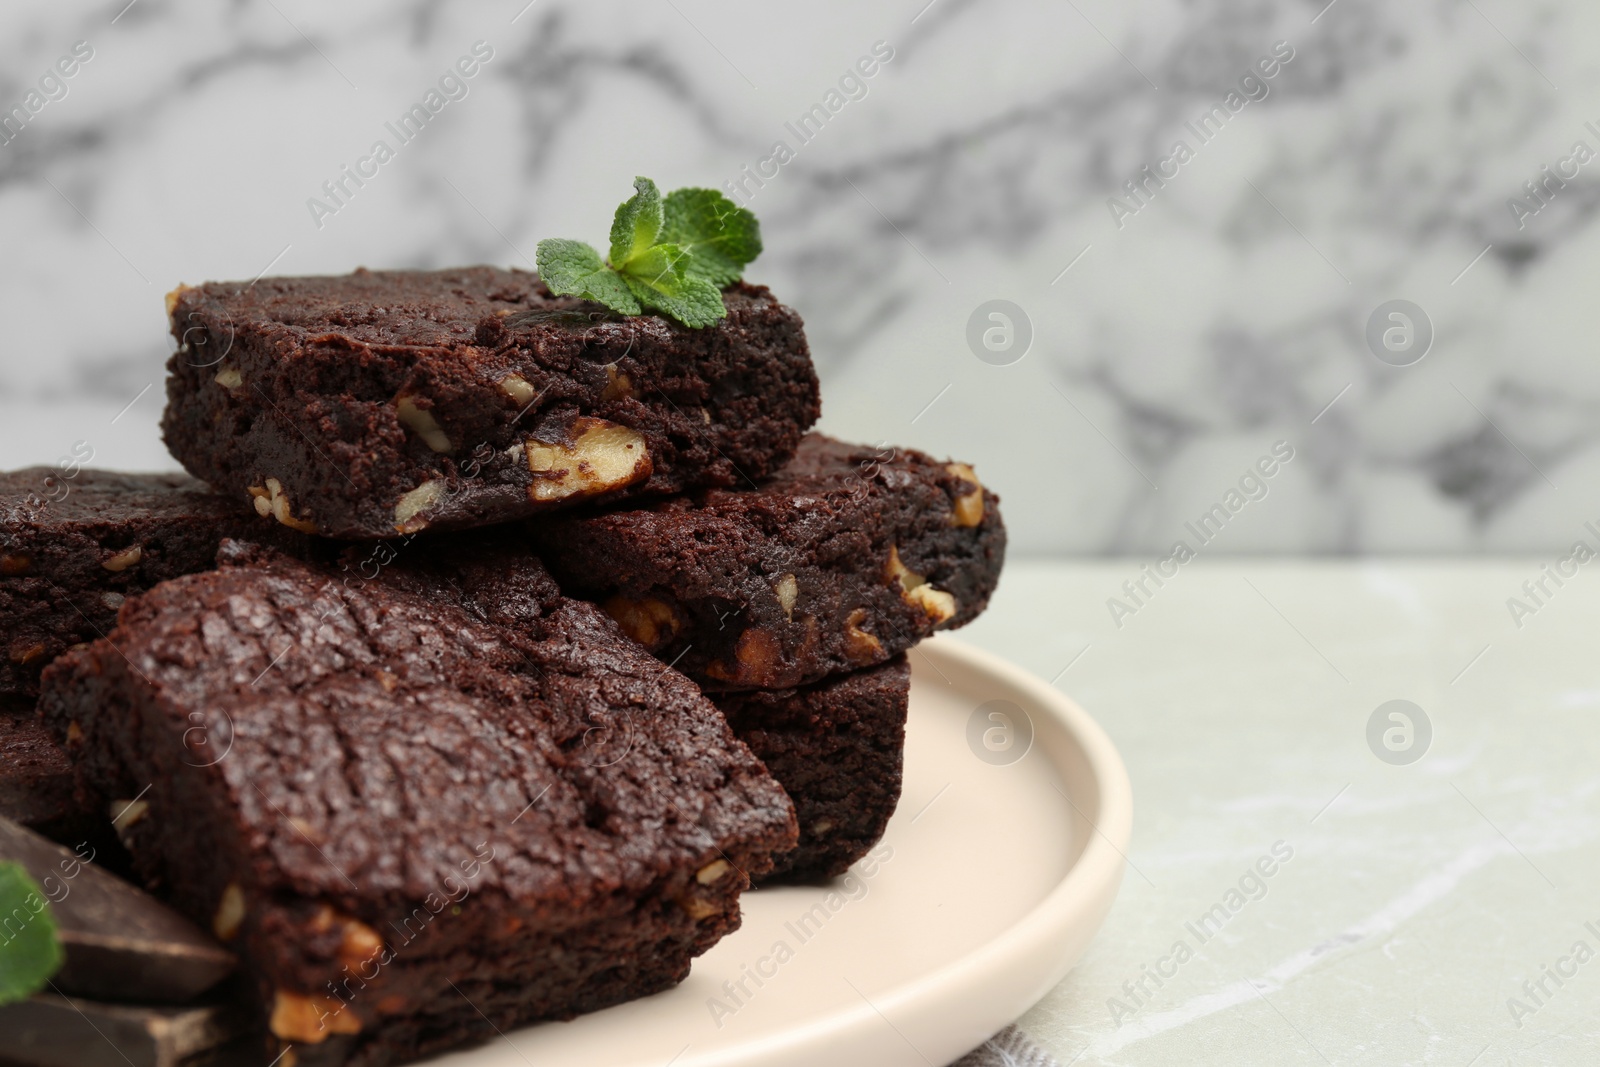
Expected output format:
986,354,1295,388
536,177,761,328
0,861,63,1005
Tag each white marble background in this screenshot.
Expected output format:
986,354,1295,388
2,0,1598,556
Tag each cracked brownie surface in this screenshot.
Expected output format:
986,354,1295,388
161,267,820,540
38,542,796,1067
532,434,1005,691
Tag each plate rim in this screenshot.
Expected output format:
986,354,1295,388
675,634,1134,1067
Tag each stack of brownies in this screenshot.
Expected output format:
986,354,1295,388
0,265,1004,1066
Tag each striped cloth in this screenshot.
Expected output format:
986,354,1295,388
949,1025,1062,1066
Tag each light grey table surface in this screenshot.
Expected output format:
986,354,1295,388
955,559,1599,1067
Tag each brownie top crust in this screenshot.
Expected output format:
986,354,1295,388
0,468,235,529
162,267,821,539
39,541,796,930
169,265,779,351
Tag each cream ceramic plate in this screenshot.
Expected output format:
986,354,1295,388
431,636,1132,1067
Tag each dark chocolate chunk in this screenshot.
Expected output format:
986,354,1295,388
0,995,248,1067
0,815,235,1004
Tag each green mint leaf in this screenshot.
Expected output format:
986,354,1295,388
640,276,727,329
619,243,689,292
0,861,63,1005
618,244,728,329
661,188,762,286
537,178,755,328
608,177,664,269
536,238,641,316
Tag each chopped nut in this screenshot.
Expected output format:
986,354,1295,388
602,595,679,650
214,883,245,941
8,640,46,665
733,628,779,681
164,285,188,318
249,480,318,534
696,859,732,885
312,906,385,968
393,480,444,534
101,591,125,611
101,545,143,572
885,545,915,591
812,819,834,835
775,574,798,619
524,418,651,503
396,396,454,454
270,990,361,1042
0,553,31,575
908,584,957,623
844,609,883,664
679,896,720,920
65,722,84,744
497,374,537,406
214,366,243,390
885,546,958,624
377,670,397,692
946,463,985,527
331,915,384,969
109,798,148,830
601,365,633,401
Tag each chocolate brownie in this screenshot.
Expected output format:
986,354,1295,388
715,656,909,882
38,543,796,1067
0,698,91,843
532,434,1005,690
161,267,821,540
0,468,294,698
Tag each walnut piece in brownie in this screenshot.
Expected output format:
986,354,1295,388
0,468,296,697
715,656,909,882
161,267,821,540
532,434,1005,690
38,543,796,1067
